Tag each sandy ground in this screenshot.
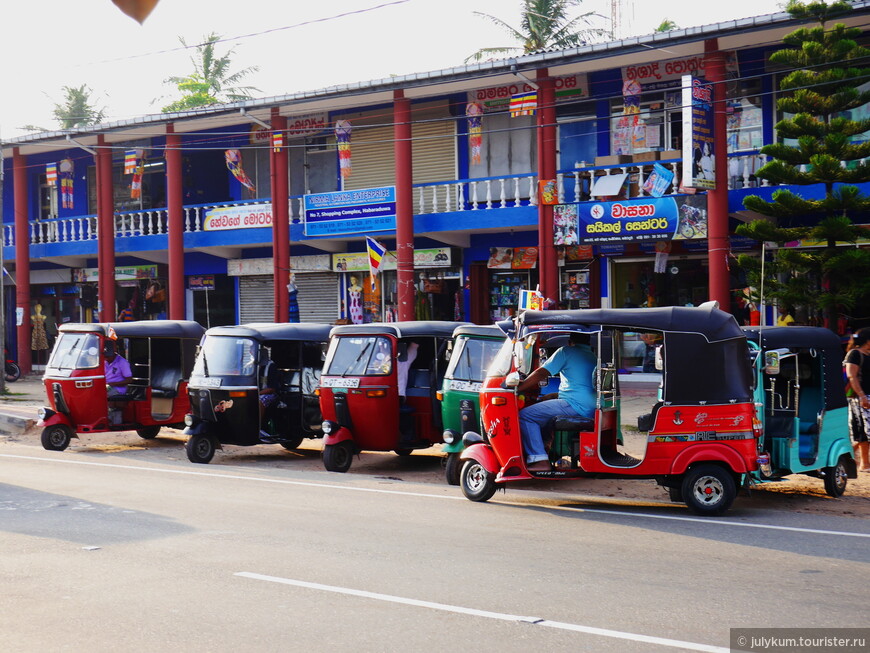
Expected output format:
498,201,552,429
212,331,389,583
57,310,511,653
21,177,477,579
3,376,869,520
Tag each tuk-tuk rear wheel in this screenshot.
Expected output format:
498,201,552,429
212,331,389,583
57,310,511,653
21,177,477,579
186,433,217,464
137,426,161,439
461,459,497,502
681,464,736,516
823,457,848,498
323,441,354,473
280,436,305,451
41,424,72,451
445,453,462,486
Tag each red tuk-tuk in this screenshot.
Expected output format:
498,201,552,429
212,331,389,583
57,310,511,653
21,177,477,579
38,320,204,451
318,321,469,472
460,304,760,515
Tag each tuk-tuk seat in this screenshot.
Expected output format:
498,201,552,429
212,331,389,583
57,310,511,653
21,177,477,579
553,415,595,432
405,368,431,397
150,366,180,399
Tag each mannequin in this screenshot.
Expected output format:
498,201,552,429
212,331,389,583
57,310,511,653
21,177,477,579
348,275,363,324
32,303,48,353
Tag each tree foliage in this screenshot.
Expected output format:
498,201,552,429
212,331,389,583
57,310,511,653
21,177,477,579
52,85,107,129
465,0,608,63
736,0,870,328
162,33,260,113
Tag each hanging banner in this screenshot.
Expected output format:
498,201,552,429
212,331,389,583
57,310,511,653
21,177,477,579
225,149,256,191
468,73,588,112
335,119,352,178
60,158,74,209
554,196,708,245
304,186,396,237
682,75,715,190
73,264,158,283
466,102,483,164
486,247,538,269
332,247,451,272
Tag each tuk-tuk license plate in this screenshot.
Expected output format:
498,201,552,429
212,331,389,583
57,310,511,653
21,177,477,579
321,377,361,388
191,376,222,388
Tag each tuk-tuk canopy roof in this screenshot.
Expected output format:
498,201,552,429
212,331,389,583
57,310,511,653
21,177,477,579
205,322,333,342
330,321,470,339
452,324,508,339
59,320,205,340
518,303,744,343
741,326,843,351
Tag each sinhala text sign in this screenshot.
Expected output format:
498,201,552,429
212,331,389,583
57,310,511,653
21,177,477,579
553,196,708,245
682,75,715,190
304,187,396,237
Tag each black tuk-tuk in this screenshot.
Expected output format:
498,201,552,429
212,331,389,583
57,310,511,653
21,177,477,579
183,323,331,463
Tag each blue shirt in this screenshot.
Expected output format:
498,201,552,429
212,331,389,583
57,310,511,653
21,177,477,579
542,343,596,417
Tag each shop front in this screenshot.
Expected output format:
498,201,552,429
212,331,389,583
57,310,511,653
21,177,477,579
72,264,167,322
332,246,461,323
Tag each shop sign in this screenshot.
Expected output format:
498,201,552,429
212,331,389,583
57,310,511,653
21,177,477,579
304,187,396,237
286,112,328,137
204,203,273,231
332,247,452,272
487,246,538,269
682,75,715,190
622,52,738,91
228,254,332,276
468,74,588,112
188,275,215,291
554,196,708,245
73,264,158,283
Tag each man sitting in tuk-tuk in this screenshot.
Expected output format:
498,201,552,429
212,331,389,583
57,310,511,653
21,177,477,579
104,341,133,398
516,332,597,472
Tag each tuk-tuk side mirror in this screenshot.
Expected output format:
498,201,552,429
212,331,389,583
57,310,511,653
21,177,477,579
765,351,781,375
654,345,663,371
505,371,520,388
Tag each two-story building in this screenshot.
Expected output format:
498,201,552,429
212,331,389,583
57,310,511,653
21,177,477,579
3,3,869,373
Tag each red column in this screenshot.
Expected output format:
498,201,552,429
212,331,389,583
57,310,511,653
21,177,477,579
12,148,31,374
166,125,185,320
536,69,558,302
394,91,415,322
97,135,116,321
271,108,290,322
705,39,731,311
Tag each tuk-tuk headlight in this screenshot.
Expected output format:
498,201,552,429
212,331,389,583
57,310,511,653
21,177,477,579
443,429,458,444
322,420,337,435
184,414,195,427
37,407,54,421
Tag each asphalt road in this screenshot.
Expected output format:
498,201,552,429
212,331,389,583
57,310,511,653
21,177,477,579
1,438,869,653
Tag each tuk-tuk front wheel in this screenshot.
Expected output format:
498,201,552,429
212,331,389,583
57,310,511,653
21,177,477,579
445,452,462,486
823,457,848,498
186,433,217,464
461,459,497,502
323,441,354,473
681,464,736,516
137,426,161,440
41,424,73,451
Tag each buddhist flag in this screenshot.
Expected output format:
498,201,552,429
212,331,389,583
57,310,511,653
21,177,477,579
366,236,387,291
45,163,57,186
124,149,139,174
272,131,284,152
509,91,537,117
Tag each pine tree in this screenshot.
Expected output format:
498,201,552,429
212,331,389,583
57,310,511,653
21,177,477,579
736,0,870,330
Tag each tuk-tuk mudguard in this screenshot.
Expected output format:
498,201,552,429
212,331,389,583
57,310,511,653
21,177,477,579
324,426,354,446
460,442,500,474
38,410,77,436
669,443,753,476
183,420,211,437
822,440,858,477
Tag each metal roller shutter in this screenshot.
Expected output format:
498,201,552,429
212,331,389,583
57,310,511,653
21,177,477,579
239,276,274,324
238,273,339,324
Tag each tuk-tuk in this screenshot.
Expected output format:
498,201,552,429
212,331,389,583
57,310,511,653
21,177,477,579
319,320,470,472
439,324,507,485
38,320,205,451
743,326,857,496
460,303,760,515
183,323,331,464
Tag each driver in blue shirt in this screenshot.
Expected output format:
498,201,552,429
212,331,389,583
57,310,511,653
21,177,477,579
517,332,597,472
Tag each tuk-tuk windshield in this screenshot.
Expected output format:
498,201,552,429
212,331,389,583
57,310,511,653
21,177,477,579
487,338,515,378
48,332,101,370
446,336,504,382
192,336,258,379
324,336,392,376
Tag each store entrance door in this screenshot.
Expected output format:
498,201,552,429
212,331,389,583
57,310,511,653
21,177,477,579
611,257,709,309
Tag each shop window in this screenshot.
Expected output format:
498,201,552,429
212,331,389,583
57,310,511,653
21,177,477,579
38,174,58,220
468,112,536,180
610,93,681,156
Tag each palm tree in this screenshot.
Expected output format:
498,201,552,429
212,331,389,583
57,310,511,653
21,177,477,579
52,85,107,129
654,19,679,32
162,32,260,112
466,0,608,62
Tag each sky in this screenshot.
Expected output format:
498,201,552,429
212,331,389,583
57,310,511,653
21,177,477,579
0,0,787,140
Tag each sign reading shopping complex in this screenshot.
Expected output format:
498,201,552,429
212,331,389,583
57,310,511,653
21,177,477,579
304,186,396,237
553,196,708,245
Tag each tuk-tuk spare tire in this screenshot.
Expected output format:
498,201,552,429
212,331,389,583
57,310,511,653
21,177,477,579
186,433,217,464
681,464,736,516
323,441,354,473
41,424,73,451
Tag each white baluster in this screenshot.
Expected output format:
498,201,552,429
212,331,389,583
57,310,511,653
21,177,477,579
485,180,493,209
417,187,425,213
528,176,537,206
443,184,452,212
498,178,505,208
458,182,465,210
573,171,582,202
432,186,439,213
471,182,479,210
557,173,565,204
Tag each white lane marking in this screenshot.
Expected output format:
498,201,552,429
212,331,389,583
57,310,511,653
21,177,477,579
236,571,728,653
2,453,869,539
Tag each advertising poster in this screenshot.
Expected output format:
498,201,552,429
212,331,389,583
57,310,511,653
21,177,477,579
682,75,715,190
553,196,708,245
